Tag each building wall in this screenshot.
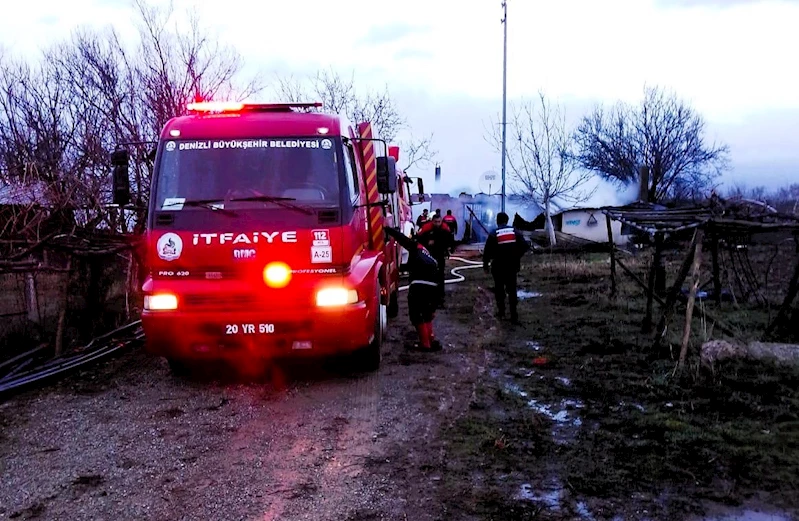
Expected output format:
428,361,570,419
413,193,542,242
559,209,628,245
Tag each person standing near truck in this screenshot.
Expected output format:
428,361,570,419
482,212,529,324
385,226,442,351
418,214,453,308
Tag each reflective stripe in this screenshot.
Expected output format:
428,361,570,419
358,122,384,251
497,228,516,243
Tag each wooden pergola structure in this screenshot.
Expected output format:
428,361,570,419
602,196,799,367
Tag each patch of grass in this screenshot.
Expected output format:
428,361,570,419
440,250,799,518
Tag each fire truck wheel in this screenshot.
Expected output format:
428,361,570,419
354,286,383,372
167,358,190,377
387,289,399,318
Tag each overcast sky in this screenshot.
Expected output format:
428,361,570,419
2,0,798,202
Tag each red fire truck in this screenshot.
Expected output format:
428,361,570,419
110,101,425,373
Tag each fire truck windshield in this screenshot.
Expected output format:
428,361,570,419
154,137,341,211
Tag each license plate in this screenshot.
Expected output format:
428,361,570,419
224,323,276,335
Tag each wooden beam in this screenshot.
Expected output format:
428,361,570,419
654,233,666,295
642,236,660,333
764,253,799,339
711,223,722,306
678,234,704,370
653,229,703,353
616,254,737,338
606,214,617,298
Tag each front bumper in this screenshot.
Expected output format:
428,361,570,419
141,302,372,360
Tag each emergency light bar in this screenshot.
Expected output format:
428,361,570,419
186,101,324,113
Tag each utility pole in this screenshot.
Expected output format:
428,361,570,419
500,0,508,213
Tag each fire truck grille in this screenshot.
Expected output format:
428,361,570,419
182,294,308,311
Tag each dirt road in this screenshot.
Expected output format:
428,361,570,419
2,252,798,521
0,269,487,521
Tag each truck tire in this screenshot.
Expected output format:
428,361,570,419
388,289,399,318
167,358,190,377
353,286,383,372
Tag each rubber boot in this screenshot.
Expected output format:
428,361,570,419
416,324,431,349
427,322,442,351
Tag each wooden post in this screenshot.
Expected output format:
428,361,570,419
654,233,666,295
653,228,703,352
617,255,738,338
54,257,72,357
764,254,799,339
24,272,39,323
711,223,722,306
678,235,704,370
639,166,650,202
642,235,658,333
606,215,617,298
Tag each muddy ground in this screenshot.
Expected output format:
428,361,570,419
1,251,798,521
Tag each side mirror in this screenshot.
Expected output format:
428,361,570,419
111,149,131,206
417,177,425,196
376,156,397,194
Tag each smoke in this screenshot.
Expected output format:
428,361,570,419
582,178,640,208
439,175,640,208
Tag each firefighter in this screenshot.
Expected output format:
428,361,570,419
416,208,430,230
442,209,458,241
482,212,530,324
384,226,442,351
418,214,453,308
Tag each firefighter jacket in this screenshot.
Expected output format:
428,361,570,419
442,215,458,236
416,214,430,228
482,225,530,274
385,227,439,285
417,222,454,260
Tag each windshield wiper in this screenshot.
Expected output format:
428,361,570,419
162,198,237,216
227,195,315,215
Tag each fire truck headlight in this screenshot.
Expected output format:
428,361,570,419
316,288,359,307
144,293,178,311
263,262,292,288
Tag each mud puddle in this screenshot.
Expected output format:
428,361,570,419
526,398,584,444
692,507,795,521
517,479,562,510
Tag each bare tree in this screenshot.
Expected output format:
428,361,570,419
775,183,799,215
729,183,799,215
574,85,729,203
486,92,595,246
38,0,261,232
274,68,436,173
0,0,262,287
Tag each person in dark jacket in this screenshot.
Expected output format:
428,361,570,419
417,215,454,307
442,209,458,239
482,212,530,324
415,209,430,230
385,226,442,351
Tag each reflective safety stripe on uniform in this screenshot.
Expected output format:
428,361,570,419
497,228,516,243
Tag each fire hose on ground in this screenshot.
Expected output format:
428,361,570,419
398,256,484,292
0,321,145,400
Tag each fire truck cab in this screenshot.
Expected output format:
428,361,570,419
110,101,425,373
